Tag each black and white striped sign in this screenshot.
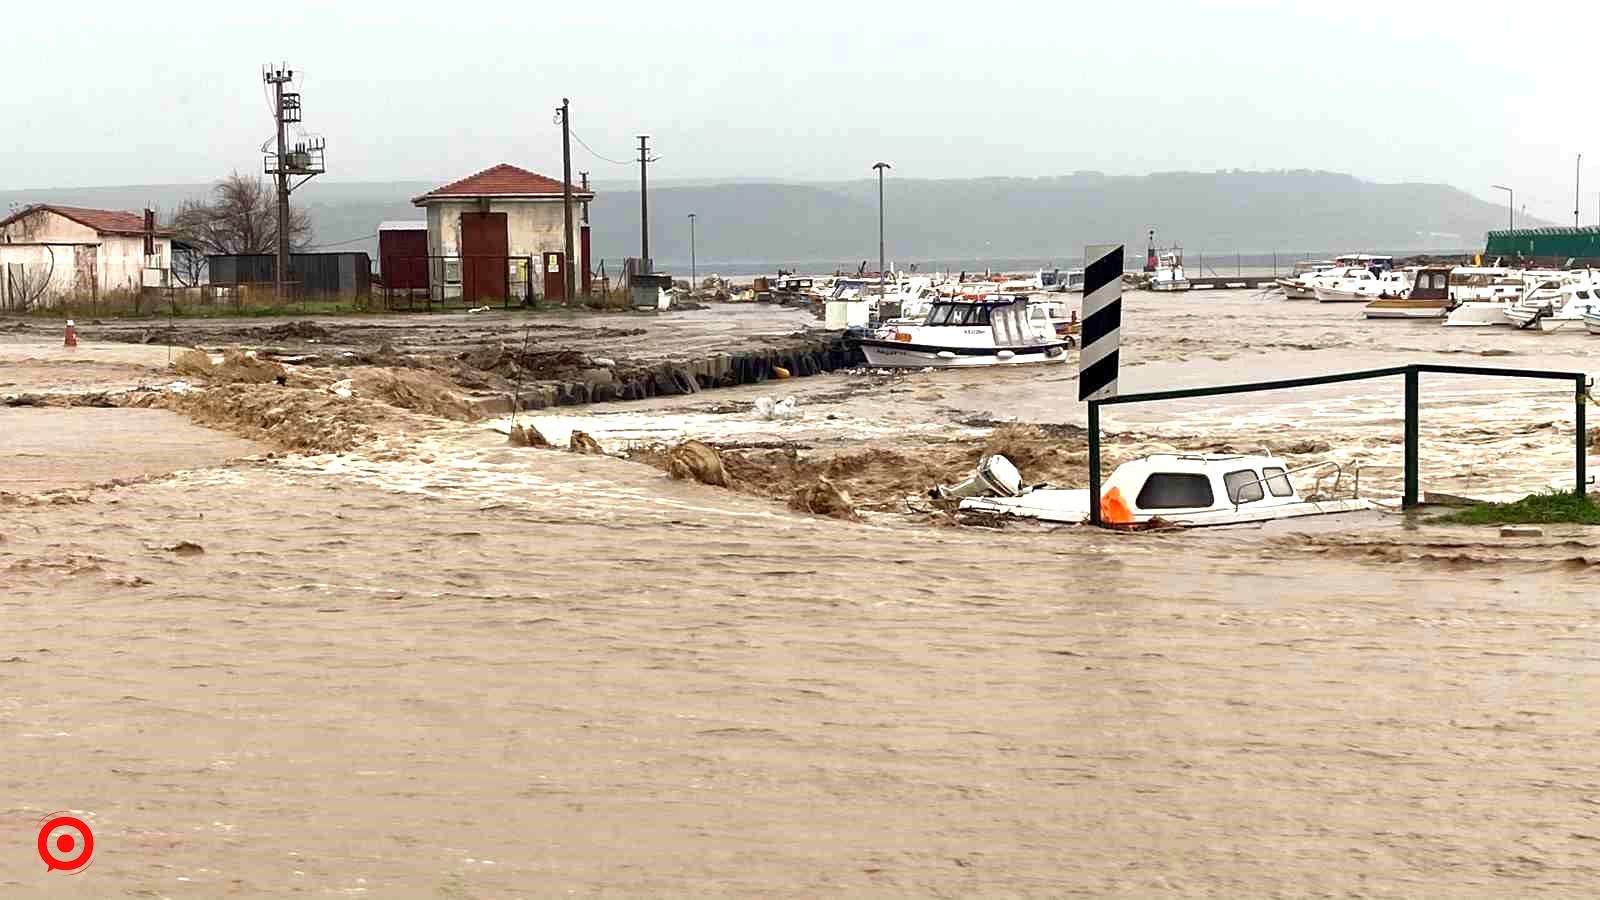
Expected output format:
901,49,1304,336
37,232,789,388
1078,243,1123,401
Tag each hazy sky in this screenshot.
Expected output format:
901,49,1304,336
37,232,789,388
3,0,1596,222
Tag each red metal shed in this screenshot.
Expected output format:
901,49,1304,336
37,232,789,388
379,221,429,291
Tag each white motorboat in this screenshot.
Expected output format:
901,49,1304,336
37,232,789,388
859,297,1071,368
1313,266,1409,302
1276,260,1337,299
1443,269,1559,327
1149,248,1188,291
1508,275,1600,332
959,452,1375,528
1585,311,1600,335
1364,267,1455,319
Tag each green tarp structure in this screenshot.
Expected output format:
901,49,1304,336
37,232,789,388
1484,226,1600,261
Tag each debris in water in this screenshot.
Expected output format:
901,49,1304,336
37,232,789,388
789,477,859,521
569,430,604,455
508,423,551,447
667,440,730,487
329,379,355,399
165,541,206,556
753,396,800,421
1501,525,1545,538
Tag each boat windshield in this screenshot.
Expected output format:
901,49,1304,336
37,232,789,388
926,303,997,326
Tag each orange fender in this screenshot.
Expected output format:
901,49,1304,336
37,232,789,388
1100,486,1134,525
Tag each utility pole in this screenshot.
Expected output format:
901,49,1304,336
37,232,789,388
688,213,697,287
872,162,892,298
558,98,576,303
638,136,655,272
262,63,325,301
265,67,293,299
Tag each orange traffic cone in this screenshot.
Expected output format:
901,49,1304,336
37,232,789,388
63,319,78,349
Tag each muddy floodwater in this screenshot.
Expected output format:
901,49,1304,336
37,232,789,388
4,292,1600,896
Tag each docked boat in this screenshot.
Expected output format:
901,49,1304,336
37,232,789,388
1148,248,1188,292
859,297,1071,368
1364,266,1455,319
1505,274,1600,332
1311,266,1407,302
1276,260,1337,299
958,452,1375,528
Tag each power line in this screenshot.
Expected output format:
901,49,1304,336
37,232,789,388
307,232,377,249
570,130,633,166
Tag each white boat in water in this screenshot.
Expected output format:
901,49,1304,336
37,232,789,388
1443,269,1565,327
1364,266,1455,319
859,298,1071,368
959,452,1375,528
1149,248,1188,291
1276,259,1337,299
1504,274,1600,332
1313,266,1409,302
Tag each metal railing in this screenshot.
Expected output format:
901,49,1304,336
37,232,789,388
1086,363,1590,526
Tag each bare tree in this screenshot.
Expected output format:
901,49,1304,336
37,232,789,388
167,172,313,257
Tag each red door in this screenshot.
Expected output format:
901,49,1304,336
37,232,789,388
460,212,508,302
543,252,565,303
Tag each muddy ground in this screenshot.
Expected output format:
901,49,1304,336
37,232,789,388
6,294,1600,896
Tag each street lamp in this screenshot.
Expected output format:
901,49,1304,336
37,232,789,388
687,213,697,289
872,162,892,297
1492,184,1514,232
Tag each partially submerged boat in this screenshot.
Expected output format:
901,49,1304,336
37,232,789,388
859,298,1071,368
958,452,1375,528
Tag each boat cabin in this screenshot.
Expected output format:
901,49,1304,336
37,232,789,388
1408,266,1451,300
1102,454,1305,516
1334,254,1395,273
922,299,1015,326
1292,260,1336,276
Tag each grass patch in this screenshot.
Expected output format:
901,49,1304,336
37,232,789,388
1430,491,1600,526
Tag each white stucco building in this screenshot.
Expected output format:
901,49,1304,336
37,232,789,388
0,205,174,310
412,164,594,302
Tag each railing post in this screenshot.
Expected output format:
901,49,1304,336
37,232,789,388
1404,367,1420,507
1578,374,1588,497
1088,401,1102,527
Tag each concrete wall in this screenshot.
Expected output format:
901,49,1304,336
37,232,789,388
0,209,172,307
422,199,589,296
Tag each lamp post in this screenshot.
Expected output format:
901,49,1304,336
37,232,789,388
1492,184,1514,232
687,213,697,289
872,161,892,299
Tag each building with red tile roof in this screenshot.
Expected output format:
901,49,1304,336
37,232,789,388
0,204,174,309
411,164,595,303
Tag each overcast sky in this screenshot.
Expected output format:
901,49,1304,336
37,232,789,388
2,0,1595,222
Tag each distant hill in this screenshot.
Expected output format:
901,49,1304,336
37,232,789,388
1,170,1535,274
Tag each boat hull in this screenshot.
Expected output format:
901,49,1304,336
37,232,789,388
1363,300,1451,319
1443,303,1512,327
1315,286,1385,303
859,340,1070,369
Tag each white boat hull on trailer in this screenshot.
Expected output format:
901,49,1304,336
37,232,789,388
1586,313,1600,335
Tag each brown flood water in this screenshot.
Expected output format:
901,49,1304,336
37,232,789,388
4,294,1600,896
